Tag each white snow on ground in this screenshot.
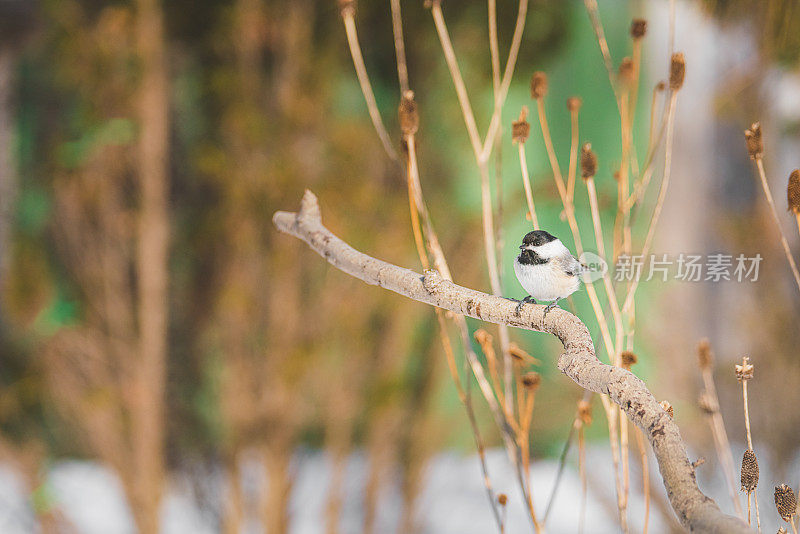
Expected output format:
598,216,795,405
4,442,788,533
0,446,703,534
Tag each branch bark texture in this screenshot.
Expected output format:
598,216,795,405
273,190,752,534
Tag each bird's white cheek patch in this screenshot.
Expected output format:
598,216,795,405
534,239,569,259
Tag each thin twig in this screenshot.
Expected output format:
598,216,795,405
488,0,500,95
567,105,580,203
429,0,528,442
700,362,745,518
622,90,679,315
429,3,482,156
578,422,587,534
518,143,540,230
583,0,618,99
342,11,400,163
389,0,409,95
634,427,651,534
753,159,800,295
542,391,592,523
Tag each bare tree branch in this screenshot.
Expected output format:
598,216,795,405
273,190,753,534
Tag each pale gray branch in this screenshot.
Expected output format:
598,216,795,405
273,190,752,534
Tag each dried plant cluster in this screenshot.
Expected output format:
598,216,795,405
696,341,800,532
314,0,762,532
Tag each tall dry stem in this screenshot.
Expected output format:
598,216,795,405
747,138,800,296
133,0,169,530
341,7,400,163
697,340,744,518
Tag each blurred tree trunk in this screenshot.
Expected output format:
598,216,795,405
133,0,170,530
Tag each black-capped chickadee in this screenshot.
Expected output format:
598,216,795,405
513,230,584,316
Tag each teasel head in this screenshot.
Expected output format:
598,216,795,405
740,449,759,492
630,18,647,40
775,484,798,522
618,57,635,88
660,400,674,419
698,393,716,415
621,351,638,370
512,106,530,145
508,342,540,366
522,372,541,391
530,71,548,99
474,328,492,346
580,143,597,180
745,122,763,160
399,91,419,138
498,493,508,506
567,96,582,113
669,53,685,90
578,399,592,425
735,356,754,382
697,338,714,370
339,0,356,16
788,169,800,214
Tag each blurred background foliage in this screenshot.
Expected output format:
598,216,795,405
1,0,800,532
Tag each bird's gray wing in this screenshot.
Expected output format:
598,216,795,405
553,254,584,277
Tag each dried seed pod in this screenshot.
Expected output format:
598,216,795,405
621,351,638,369
697,338,713,369
788,169,800,214
567,96,582,112
655,80,666,92
339,0,356,16
512,120,530,144
498,493,508,506
630,18,647,39
578,399,592,425
660,400,674,418
530,71,548,99
521,372,541,391
399,91,419,137
669,53,685,90
775,484,798,522
698,393,716,415
735,356,754,382
618,57,635,87
740,449,759,492
473,329,491,344
580,143,597,180
745,122,763,160
512,106,530,144
508,343,540,365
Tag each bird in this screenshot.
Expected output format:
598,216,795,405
513,230,584,316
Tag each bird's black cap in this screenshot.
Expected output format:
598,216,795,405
520,230,557,248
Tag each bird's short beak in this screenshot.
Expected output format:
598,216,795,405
519,245,525,250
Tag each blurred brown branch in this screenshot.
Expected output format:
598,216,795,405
273,190,753,534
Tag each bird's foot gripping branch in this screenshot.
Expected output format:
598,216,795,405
273,190,752,533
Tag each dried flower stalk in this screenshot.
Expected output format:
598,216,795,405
749,131,800,296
